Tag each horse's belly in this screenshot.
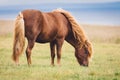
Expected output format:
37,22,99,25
35,38,50,43
35,34,55,43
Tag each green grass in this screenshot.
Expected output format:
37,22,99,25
0,34,120,80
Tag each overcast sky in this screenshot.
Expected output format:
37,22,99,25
0,0,120,6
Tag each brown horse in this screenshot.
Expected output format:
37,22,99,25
12,9,92,67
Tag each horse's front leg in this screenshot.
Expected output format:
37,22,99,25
56,38,64,65
50,41,56,66
26,40,35,66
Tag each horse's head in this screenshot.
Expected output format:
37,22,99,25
75,40,92,67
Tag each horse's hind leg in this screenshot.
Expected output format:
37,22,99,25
26,40,35,65
50,41,56,66
56,38,64,65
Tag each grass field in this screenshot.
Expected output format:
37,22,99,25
0,34,120,80
0,20,120,80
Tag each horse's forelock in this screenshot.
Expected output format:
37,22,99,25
85,40,93,58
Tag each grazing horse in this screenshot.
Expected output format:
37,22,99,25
12,9,92,67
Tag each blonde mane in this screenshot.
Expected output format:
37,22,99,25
53,9,87,44
53,9,93,58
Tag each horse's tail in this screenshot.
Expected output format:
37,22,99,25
12,12,25,64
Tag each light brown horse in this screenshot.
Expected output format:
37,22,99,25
12,9,92,67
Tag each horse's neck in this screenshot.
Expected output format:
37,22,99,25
65,32,80,49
